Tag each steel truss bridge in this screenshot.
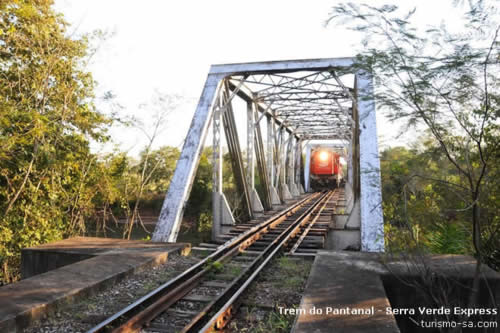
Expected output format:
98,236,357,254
152,58,384,252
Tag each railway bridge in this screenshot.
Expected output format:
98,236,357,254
152,58,384,252
3,59,498,333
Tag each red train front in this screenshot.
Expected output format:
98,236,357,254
310,149,343,190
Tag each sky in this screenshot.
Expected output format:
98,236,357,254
53,0,465,156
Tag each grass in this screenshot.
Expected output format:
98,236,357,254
225,264,243,277
74,312,85,320
204,259,224,272
204,259,224,280
282,276,304,289
263,310,294,332
193,249,212,258
271,257,310,290
277,257,297,270
141,280,158,293
281,256,312,271
86,302,97,311
226,256,313,332
236,308,294,333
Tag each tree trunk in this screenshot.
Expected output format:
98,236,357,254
468,202,482,308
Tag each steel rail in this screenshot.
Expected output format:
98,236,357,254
115,193,324,333
195,191,334,332
86,193,318,333
289,189,336,254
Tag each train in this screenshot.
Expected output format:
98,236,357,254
310,149,343,190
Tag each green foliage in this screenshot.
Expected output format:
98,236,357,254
185,147,212,217
427,222,470,254
262,310,293,332
224,264,243,278
204,258,224,280
330,1,500,269
210,260,223,272
203,258,223,272
275,256,311,289
197,212,212,234
249,310,294,333
221,151,248,222
384,223,415,253
112,147,180,213
139,146,179,193
0,0,110,283
381,136,497,267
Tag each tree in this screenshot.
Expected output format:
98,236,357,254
117,92,180,239
184,147,212,218
0,0,109,282
329,0,499,300
380,138,472,255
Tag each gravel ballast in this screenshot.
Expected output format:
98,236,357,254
26,254,201,333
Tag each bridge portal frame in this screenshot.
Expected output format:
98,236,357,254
152,58,384,252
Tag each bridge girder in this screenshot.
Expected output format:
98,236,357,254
152,58,384,252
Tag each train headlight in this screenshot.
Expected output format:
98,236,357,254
319,151,329,162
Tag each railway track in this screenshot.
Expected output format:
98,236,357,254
87,189,342,333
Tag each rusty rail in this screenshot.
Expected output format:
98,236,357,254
86,193,319,333
198,191,334,332
289,189,337,254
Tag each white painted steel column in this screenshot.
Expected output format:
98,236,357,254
213,95,223,195
247,101,255,189
267,116,280,205
247,100,264,212
304,144,311,192
212,96,222,240
288,136,294,186
280,128,287,186
345,137,354,212
356,70,384,252
152,73,223,242
267,116,274,187
296,139,305,193
280,128,292,200
288,136,300,197
210,91,236,240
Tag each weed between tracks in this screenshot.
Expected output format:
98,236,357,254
231,307,294,333
225,255,313,333
224,264,243,277
24,249,311,333
204,258,224,280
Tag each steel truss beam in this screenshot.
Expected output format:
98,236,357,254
247,99,265,213
153,58,384,253
221,81,253,220
152,73,223,242
253,106,273,210
224,69,356,141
